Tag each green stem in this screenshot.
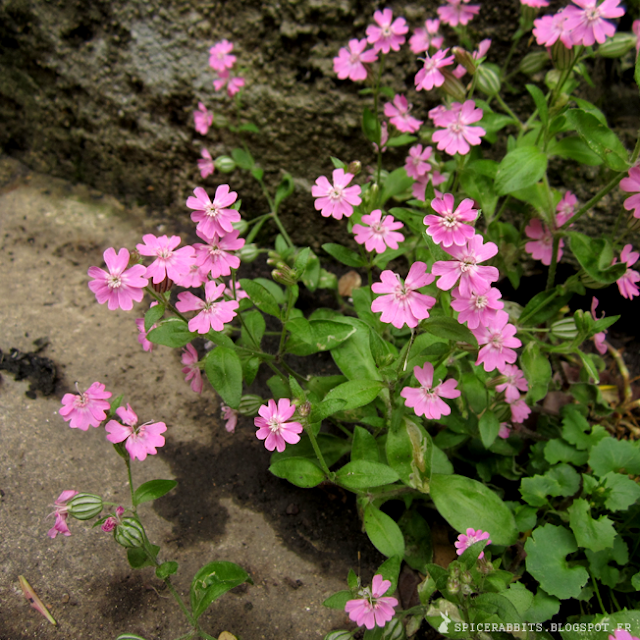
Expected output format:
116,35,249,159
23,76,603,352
280,359,306,384
495,94,524,131
589,571,608,615
488,195,511,226
560,173,626,228
195,624,217,640
500,35,521,78
304,421,333,479
373,54,386,189
609,588,622,612
278,287,295,356
519,289,560,325
271,210,294,249
125,458,136,512
146,288,189,323
265,360,290,386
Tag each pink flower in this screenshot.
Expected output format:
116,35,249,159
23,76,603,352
181,344,203,394
424,191,477,247
186,185,240,238
47,490,79,538
254,398,303,452
591,297,608,355
384,94,423,133
209,40,236,73
105,404,167,461
431,100,485,156
634,20,640,51
616,244,640,300
401,363,461,419
311,169,362,220
198,148,215,178
173,262,208,289
373,122,389,154
221,404,238,433
498,423,512,439
366,9,408,54
609,629,640,640
371,262,436,329
194,102,213,135
432,235,499,296
176,281,239,334
414,49,455,91
454,528,491,559
334,38,378,81
450,286,503,329
101,506,124,533
509,398,531,423
556,191,578,227
224,279,249,300
563,0,624,47
405,144,432,179
409,19,444,54
521,0,549,7
472,310,522,373
437,0,481,27
137,234,195,285
353,209,405,254
135,318,155,352
88,248,148,311
620,166,640,219
345,574,398,630
524,219,563,266
213,70,245,97
495,364,529,402
59,382,112,430
533,11,575,48
193,228,244,278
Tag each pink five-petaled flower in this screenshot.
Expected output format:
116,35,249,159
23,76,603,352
186,185,240,238
209,40,236,73
101,506,124,533
431,100,485,156
136,234,195,285
405,144,432,179
415,49,455,92
495,364,529,402
498,423,512,439
616,244,640,300
352,209,405,254
88,248,148,311
333,38,378,81
432,235,499,297
176,281,239,334
620,166,640,219
556,191,578,227
221,404,238,433
533,11,574,48
135,318,155,352
591,297,608,355
371,262,436,329
254,398,303,452
524,219,563,266
455,528,492,559
450,286,503,329
609,629,640,640
509,398,531,424
311,168,362,220
563,0,624,47
198,148,215,178
105,404,167,462
437,0,481,27
384,94,423,134
345,574,398,630
59,381,112,430
424,191,477,247
193,228,244,279
401,362,461,420
366,8,408,54
472,310,522,373
409,19,444,54
181,344,203,394
47,490,79,538
213,70,246,97
194,102,213,135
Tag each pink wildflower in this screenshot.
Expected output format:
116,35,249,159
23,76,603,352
135,318,155,352
409,19,444,54
198,148,215,178
311,169,362,220
437,0,481,27
472,310,522,373
47,490,79,538
105,404,167,461
371,262,436,329
405,145,432,179
609,630,640,640
334,38,378,81
176,281,239,334
591,297,608,355
384,95,423,133
254,398,303,452
181,344,203,394
366,8,408,54
415,49,455,91
59,381,112,430
455,528,491,558
556,191,578,227
400,362,461,419
424,191,477,247
221,404,238,433
522,0,549,7
173,262,208,289
563,0,624,47
224,279,249,300
352,209,405,254
193,228,244,279
620,166,640,219
213,70,245,97
186,185,240,238
431,100,485,156
209,40,236,73
634,20,640,51
524,219,563,266
533,11,574,48
137,234,195,285
498,423,512,439
509,398,531,423
101,506,124,533
616,245,640,300
373,122,389,154
450,286,503,329
345,574,398,630
194,102,213,135
495,365,529,402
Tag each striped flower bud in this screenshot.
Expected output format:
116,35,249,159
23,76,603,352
114,517,146,548
67,493,103,521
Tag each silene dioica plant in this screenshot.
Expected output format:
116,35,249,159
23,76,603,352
44,1,640,639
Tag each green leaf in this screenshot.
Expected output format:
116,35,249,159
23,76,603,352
336,460,399,490
322,243,365,268
602,472,640,511
560,611,640,640
204,346,243,409
127,544,160,569
568,233,627,284
312,379,384,421
269,457,325,488
238,122,260,134
363,107,380,144
589,437,640,477
520,464,581,507
147,319,198,348
526,84,548,127
330,156,346,169
270,433,350,468
363,504,405,558
240,309,265,348
386,417,432,493
330,318,380,381
460,372,487,414
520,342,552,404
155,561,178,579
286,319,357,356
274,173,295,208
386,133,417,147
323,591,352,610
133,479,177,506
479,411,500,449
460,168,499,216
399,510,432,573
549,136,603,166
495,146,548,196
568,498,616,552
422,316,478,347
473,592,523,624
190,561,251,619
144,302,166,332
376,555,402,596
380,167,413,204
430,474,517,546
523,588,560,624
230,147,254,170
586,536,628,588
544,438,589,465
351,426,380,462
239,279,281,318
561,405,608,451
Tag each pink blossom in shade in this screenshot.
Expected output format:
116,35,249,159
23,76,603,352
105,404,167,462
193,228,244,279
620,166,640,219
616,244,640,300
136,234,195,285
437,0,481,27
431,100,486,156
101,506,125,533
452,64,467,79
556,191,578,227
254,398,303,453
409,19,444,54
88,248,148,311
311,168,362,220
609,629,640,640
345,574,398,630
498,423,512,439
424,191,477,247
524,219,564,267
400,363,461,420
135,318,155,352
533,11,575,48
563,0,624,47
333,38,378,81
450,286,503,330
194,102,213,135
432,235,500,297
221,404,238,433
176,281,239,334
495,364,529,402
198,148,215,179
352,209,405,254
634,20,640,51
590,297,608,355
181,344,203,394
213,70,246,97
405,145,432,180
366,8,408,54
415,49,456,92
412,175,430,201
186,185,240,238
384,95,423,134
59,382,112,431
47,490,79,538
522,0,549,7
509,398,531,424
472,310,522,373
454,528,492,559
209,40,236,73
373,122,389,154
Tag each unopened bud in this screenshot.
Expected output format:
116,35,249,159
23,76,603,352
453,47,476,75
598,33,637,58
232,219,248,235
460,570,473,585
128,249,141,267
347,160,362,176
68,493,103,520
238,243,259,262
627,213,640,232
550,318,578,340
152,276,174,294
446,577,460,595
238,394,264,416
297,400,312,417
519,51,549,75
440,70,467,102
476,64,501,96
520,5,538,27
214,155,236,173
272,267,297,286
551,41,574,70
114,517,146,548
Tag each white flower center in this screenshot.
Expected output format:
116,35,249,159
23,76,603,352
329,186,344,201
460,257,476,273
443,214,458,228
205,203,221,219
474,294,488,310
267,417,281,432
489,332,504,350
108,274,123,289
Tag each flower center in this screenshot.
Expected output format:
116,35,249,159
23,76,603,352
75,392,89,408
450,122,463,134
329,186,344,201
489,332,504,350
460,257,476,273
371,221,386,236
205,203,220,219
443,214,458,228
474,294,488,310
349,52,361,64
208,245,222,257
382,26,392,37
158,248,171,259
585,8,601,23
108,274,123,289
267,417,281,432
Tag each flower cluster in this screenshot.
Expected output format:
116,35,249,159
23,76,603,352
345,574,398,630
209,39,245,97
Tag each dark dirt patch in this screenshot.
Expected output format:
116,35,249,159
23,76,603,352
0,342,58,398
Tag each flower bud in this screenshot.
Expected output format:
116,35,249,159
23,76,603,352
347,160,362,176
272,267,297,286
598,33,637,58
232,219,248,235
476,64,501,96
453,47,476,75
520,5,538,28
519,51,549,76
628,214,640,232
440,70,467,102
460,570,473,584
128,249,141,267
238,243,259,262
238,394,264,416
446,577,460,594
214,155,236,173
68,493,103,520
297,401,312,417
114,517,146,548
152,276,173,294
545,69,562,90
551,41,574,70
550,318,578,340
